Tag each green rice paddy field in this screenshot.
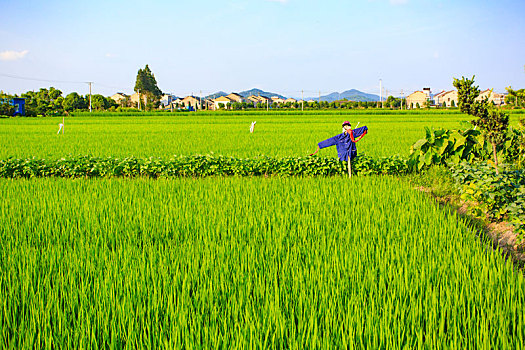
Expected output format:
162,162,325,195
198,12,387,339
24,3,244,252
1,110,524,347
1,110,521,159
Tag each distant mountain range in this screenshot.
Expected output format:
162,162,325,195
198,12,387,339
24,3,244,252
206,88,286,100
205,91,228,99
304,89,381,102
205,88,380,102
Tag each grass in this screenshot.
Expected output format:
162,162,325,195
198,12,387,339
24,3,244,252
2,110,521,160
1,110,524,347
0,110,497,159
1,177,524,348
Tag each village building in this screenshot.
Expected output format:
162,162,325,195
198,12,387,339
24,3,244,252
492,93,506,106
271,96,286,104
476,89,506,106
181,96,203,110
440,90,458,107
202,99,215,110
285,98,297,104
0,97,26,116
433,90,447,106
226,93,246,103
110,92,129,105
129,92,148,106
172,97,184,106
247,95,260,104
247,95,271,106
163,97,213,111
160,94,177,107
406,89,431,109
213,96,234,109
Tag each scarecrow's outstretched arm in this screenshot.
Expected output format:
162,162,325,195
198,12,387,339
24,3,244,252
355,129,368,142
311,135,338,156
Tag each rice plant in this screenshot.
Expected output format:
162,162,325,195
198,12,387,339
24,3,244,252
0,177,523,348
0,111,484,159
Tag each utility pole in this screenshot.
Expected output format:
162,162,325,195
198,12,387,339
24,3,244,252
266,97,269,112
138,89,141,110
319,90,321,105
88,82,92,112
301,90,304,112
386,89,388,108
200,90,202,111
401,89,404,110
379,79,382,109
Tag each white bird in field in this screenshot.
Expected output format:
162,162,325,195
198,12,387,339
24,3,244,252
250,121,256,133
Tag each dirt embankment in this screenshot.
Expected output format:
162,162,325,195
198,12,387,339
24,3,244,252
418,186,525,268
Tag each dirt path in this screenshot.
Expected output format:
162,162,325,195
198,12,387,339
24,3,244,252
418,186,525,268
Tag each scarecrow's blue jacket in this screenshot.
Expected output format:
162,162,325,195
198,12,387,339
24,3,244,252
318,126,368,161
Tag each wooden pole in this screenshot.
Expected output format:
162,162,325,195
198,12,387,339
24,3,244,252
347,156,352,178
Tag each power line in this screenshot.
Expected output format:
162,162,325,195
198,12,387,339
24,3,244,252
1,72,422,99
0,72,88,84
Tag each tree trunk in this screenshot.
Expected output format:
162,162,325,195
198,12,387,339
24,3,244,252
492,141,499,175
347,156,352,178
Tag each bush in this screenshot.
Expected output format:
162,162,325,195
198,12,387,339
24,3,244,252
0,154,409,179
0,101,15,117
450,162,525,240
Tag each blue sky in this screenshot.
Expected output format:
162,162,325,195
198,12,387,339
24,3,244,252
1,0,524,98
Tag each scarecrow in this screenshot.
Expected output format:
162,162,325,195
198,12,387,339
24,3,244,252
310,121,368,177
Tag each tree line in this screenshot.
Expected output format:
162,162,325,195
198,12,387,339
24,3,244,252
0,88,120,117
0,64,164,116
220,98,409,111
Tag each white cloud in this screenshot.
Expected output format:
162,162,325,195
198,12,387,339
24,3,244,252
0,50,29,61
389,0,408,4
266,0,288,3
105,53,118,58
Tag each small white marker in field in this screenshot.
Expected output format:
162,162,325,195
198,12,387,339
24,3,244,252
57,123,64,134
250,121,256,133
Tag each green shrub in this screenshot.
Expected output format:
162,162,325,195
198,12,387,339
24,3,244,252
450,162,525,239
0,154,410,179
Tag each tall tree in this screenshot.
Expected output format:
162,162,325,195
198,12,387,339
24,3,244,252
505,86,525,107
62,92,86,111
21,87,64,116
91,94,109,110
0,92,15,116
134,65,162,104
453,76,509,174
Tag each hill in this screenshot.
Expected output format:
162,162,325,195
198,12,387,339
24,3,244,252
205,91,228,99
206,88,286,100
238,88,286,99
306,89,380,102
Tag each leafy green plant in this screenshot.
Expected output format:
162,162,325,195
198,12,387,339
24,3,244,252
453,76,510,174
0,154,410,179
450,162,525,239
503,118,525,168
408,127,489,171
